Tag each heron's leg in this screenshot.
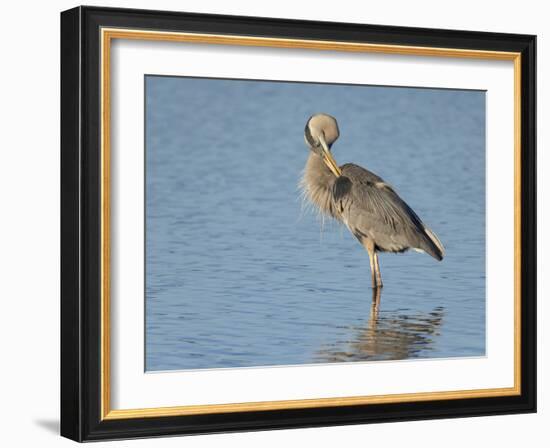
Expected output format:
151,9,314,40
365,241,377,288
367,250,376,288
373,252,383,288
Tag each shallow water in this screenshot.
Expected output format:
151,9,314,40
145,76,486,371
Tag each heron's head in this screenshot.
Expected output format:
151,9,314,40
304,113,342,177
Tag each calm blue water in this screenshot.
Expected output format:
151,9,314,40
145,76,486,371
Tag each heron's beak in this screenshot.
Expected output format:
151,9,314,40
319,134,342,177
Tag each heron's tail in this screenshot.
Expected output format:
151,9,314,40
421,227,445,261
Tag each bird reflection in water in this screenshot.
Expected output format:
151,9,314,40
317,289,445,362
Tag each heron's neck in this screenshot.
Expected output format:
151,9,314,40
305,152,334,182
302,152,338,217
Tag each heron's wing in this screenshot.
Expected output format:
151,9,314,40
336,163,444,260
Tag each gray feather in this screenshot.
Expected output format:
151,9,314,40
337,163,444,260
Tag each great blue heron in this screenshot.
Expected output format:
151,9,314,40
301,113,445,288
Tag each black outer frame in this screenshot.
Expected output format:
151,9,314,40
60,5,536,442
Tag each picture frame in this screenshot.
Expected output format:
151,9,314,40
60,5,536,442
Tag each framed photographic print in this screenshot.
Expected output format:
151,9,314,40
60,6,536,442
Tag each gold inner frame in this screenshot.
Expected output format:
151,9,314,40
100,27,522,420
